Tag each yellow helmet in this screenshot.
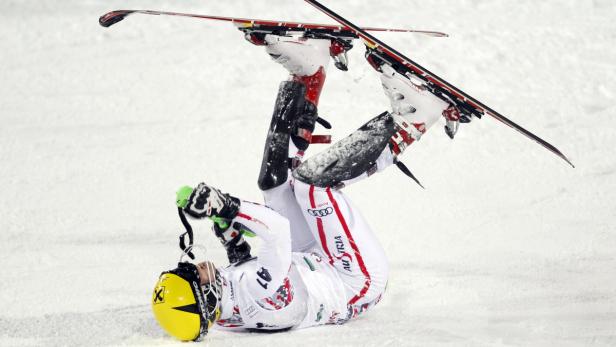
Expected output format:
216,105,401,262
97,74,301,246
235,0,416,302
152,262,222,341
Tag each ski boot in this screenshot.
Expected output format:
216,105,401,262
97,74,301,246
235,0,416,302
379,64,455,155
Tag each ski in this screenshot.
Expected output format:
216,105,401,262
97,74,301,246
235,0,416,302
99,10,448,38
304,0,574,168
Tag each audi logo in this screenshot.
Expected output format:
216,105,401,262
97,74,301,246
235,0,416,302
307,207,333,217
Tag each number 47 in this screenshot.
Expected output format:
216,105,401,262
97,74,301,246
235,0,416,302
256,267,272,289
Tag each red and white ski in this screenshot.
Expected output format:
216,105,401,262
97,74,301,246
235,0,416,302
99,10,448,38
304,0,574,168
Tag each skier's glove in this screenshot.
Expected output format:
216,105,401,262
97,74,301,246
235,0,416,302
212,220,252,265
177,183,240,220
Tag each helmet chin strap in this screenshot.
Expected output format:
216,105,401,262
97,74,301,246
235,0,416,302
177,208,223,327
178,244,208,264
177,208,215,264
178,207,196,260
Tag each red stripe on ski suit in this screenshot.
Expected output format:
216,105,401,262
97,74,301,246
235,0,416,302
325,187,372,305
309,185,334,265
237,212,252,220
237,212,270,231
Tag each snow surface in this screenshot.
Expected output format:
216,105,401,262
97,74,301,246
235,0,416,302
1,0,615,346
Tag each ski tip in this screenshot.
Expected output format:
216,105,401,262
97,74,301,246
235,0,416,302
426,31,449,38
563,156,575,168
551,145,574,168
552,149,574,168
362,28,449,37
99,11,132,28
409,30,449,38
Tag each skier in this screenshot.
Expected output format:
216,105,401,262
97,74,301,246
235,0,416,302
151,33,463,341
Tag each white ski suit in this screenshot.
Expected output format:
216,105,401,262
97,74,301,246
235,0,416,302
214,172,390,330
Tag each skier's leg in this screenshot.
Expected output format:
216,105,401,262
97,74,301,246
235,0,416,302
257,80,316,252
258,35,340,252
293,180,388,313
290,113,395,309
293,112,398,189
294,62,458,189
291,117,394,313
289,64,456,312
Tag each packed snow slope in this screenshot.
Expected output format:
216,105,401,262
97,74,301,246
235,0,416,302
1,0,615,346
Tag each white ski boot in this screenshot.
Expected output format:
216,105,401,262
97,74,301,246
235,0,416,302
379,64,460,155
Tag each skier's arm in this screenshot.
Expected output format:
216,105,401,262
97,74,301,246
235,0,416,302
179,183,292,298
231,201,292,299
